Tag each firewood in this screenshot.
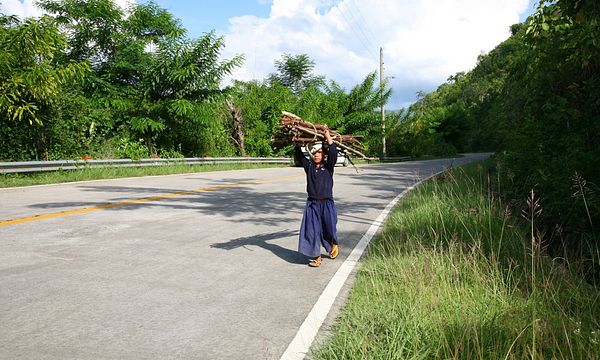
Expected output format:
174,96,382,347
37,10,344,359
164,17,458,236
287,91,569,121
273,111,368,159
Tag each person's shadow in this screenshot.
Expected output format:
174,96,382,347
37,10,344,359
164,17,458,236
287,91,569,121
210,230,307,265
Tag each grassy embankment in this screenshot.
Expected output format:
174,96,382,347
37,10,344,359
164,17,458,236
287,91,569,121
313,161,599,359
0,163,290,188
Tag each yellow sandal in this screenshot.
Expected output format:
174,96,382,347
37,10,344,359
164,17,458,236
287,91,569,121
329,244,339,259
308,256,322,267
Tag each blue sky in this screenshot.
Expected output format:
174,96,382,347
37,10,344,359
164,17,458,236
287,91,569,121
2,0,539,109
521,0,539,21
142,0,272,37
148,1,538,39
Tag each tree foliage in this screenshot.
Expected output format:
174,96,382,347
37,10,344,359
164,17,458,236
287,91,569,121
269,53,325,96
37,0,125,66
0,15,88,125
387,0,600,278
2,0,244,159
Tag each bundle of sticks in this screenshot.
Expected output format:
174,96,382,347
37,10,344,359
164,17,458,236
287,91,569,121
272,111,368,159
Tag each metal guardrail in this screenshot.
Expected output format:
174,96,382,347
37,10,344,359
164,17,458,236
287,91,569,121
380,156,412,161
0,157,293,174
0,155,413,174
364,156,412,163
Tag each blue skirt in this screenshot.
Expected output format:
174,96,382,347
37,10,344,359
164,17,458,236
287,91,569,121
298,199,338,257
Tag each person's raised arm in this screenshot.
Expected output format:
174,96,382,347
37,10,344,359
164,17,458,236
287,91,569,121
324,128,333,145
324,128,338,168
295,144,310,170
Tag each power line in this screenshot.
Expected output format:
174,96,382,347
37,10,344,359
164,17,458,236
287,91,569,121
346,0,378,48
344,5,375,48
337,3,378,59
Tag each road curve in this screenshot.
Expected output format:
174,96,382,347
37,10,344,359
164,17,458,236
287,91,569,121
0,154,490,359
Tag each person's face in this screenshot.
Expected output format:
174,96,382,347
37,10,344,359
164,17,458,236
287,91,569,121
312,149,324,163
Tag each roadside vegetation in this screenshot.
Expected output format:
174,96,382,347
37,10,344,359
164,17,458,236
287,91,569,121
0,163,288,188
313,160,599,359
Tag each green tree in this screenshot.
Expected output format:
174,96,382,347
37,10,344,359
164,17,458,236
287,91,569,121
226,80,295,156
0,15,88,125
269,53,324,96
0,14,89,160
135,32,244,155
335,72,392,154
36,0,243,157
504,0,600,230
37,0,125,66
393,0,600,279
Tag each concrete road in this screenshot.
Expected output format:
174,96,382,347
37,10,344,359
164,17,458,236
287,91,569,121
0,154,490,359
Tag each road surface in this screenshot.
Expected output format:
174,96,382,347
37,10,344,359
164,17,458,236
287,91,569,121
0,154,490,359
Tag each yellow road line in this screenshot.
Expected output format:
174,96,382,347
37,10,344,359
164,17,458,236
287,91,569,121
0,174,302,228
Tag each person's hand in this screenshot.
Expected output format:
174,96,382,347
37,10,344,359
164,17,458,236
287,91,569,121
324,128,333,145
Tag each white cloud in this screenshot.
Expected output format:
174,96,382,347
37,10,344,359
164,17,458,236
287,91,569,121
222,0,530,108
1,0,43,18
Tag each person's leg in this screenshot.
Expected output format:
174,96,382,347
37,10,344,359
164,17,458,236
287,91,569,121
299,200,323,261
321,200,339,259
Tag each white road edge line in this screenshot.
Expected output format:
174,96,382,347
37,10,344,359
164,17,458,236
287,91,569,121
280,170,444,360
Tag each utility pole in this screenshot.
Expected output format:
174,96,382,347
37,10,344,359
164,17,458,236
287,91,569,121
380,47,386,158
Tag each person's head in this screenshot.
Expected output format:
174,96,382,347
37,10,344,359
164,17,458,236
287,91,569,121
309,142,325,164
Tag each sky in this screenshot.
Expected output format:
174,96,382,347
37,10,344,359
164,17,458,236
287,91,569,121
2,0,539,109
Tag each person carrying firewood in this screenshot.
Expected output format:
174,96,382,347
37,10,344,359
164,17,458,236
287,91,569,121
294,128,339,267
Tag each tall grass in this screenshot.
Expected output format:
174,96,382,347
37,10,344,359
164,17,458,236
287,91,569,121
0,163,288,188
313,162,599,359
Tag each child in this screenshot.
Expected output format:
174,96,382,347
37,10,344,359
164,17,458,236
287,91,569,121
294,129,339,267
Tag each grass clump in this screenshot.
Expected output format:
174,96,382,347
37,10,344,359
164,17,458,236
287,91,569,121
0,163,289,188
313,162,599,359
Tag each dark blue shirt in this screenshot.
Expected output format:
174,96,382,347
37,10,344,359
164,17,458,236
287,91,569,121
295,144,338,199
